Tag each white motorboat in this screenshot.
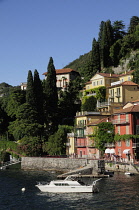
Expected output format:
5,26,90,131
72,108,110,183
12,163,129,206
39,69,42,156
125,172,134,176
36,175,101,193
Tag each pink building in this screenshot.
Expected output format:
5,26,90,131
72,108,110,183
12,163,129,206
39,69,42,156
112,104,139,162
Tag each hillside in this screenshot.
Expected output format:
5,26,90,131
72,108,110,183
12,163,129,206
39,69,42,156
65,16,139,82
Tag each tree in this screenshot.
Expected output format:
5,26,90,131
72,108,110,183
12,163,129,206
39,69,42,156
94,122,114,152
44,57,58,136
81,96,96,111
100,20,113,68
33,69,44,124
128,16,139,34
6,89,26,119
26,70,35,108
112,20,126,42
92,38,101,73
8,103,43,141
110,39,122,67
58,77,81,125
44,125,72,155
18,136,42,157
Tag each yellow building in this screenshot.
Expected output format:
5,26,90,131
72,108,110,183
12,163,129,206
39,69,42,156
66,133,77,157
97,81,139,114
84,73,119,98
118,70,134,83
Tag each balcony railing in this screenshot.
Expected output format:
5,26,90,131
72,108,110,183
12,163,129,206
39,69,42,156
76,143,87,147
105,143,115,148
112,119,129,124
97,101,111,108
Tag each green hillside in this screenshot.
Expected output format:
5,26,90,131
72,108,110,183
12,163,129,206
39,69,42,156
65,16,139,82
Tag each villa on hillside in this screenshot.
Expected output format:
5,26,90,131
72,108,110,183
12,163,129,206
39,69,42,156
43,68,80,91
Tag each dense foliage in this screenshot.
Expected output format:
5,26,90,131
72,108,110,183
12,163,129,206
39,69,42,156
0,59,81,158
93,122,115,152
65,16,139,82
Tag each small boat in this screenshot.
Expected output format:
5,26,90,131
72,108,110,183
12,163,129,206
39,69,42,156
125,172,134,176
35,175,101,193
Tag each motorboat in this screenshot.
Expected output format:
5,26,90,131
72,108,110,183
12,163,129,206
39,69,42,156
125,172,134,176
35,175,101,193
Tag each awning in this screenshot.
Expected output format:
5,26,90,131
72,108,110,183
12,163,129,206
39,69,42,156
123,149,130,154
110,149,115,154
105,148,111,153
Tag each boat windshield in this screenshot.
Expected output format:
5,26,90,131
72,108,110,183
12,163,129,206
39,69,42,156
77,180,85,185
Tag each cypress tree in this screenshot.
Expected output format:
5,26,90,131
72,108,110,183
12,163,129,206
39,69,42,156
128,16,139,34
34,69,44,125
100,20,113,68
26,70,35,108
92,38,101,73
44,57,58,136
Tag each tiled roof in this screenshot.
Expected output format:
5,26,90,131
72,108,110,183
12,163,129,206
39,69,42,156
85,81,92,85
107,81,138,88
43,68,78,75
98,73,119,78
87,117,111,126
121,81,138,86
118,70,135,77
113,105,139,114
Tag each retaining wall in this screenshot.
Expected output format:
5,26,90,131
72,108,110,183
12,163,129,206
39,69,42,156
21,157,105,174
105,162,139,174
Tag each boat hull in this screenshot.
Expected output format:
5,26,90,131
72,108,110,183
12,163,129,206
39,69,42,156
36,185,95,193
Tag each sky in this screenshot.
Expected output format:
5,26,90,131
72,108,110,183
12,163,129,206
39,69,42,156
0,0,139,86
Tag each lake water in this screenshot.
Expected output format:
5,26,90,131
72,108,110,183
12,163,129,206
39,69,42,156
0,167,139,210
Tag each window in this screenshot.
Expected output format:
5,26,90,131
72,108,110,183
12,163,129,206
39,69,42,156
117,88,120,96
128,76,131,81
100,80,103,85
118,148,121,155
93,82,95,86
126,125,129,134
117,141,121,146
126,114,129,122
136,125,139,134
117,126,120,134
97,81,99,85
126,139,130,147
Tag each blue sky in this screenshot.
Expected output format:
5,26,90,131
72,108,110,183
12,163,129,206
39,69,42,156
0,0,139,86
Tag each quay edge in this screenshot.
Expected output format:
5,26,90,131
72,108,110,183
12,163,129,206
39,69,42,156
21,157,139,174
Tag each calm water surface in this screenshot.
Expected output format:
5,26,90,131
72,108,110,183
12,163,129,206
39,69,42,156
0,167,139,210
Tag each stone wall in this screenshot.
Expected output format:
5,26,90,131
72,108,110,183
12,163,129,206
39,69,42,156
21,157,88,171
105,162,139,174
21,157,105,174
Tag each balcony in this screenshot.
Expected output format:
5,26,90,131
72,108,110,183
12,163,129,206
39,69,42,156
76,123,86,128
105,143,115,148
76,111,100,116
109,95,114,99
132,143,139,148
76,143,87,147
97,101,111,108
112,119,129,124
115,94,121,98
